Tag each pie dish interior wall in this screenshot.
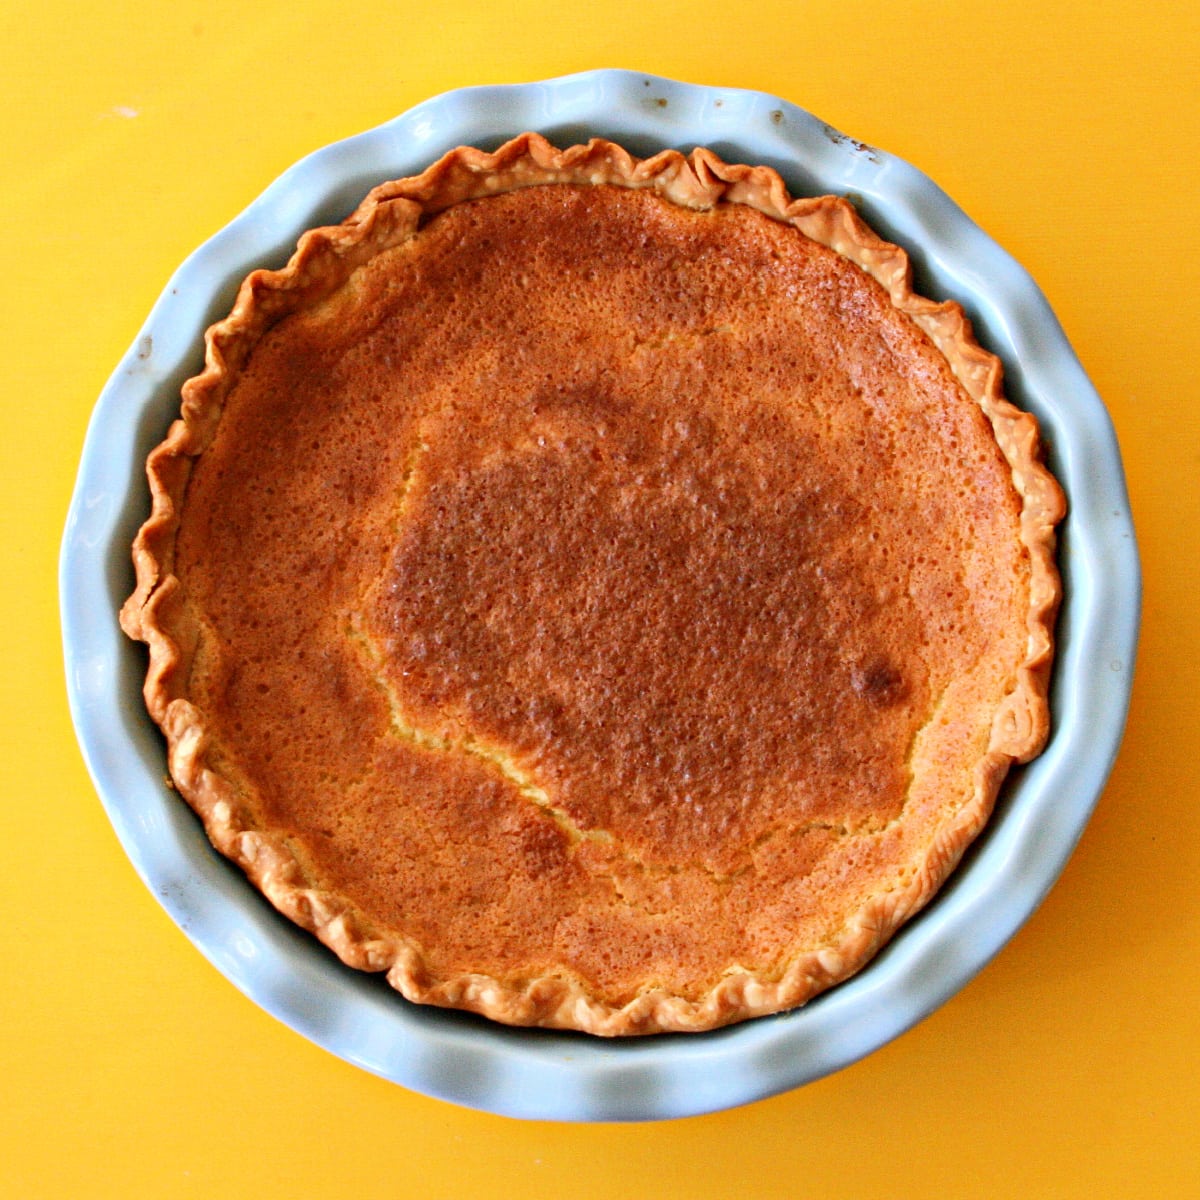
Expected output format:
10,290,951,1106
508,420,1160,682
61,70,1140,1120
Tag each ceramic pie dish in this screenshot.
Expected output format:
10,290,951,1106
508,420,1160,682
62,70,1139,1118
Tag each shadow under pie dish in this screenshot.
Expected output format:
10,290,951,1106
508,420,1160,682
120,132,1065,1037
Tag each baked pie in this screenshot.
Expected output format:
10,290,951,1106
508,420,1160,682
121,134,1065,1035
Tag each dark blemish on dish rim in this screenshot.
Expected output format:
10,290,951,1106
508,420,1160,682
714,99,723,108
770,109,783,124
653,97,668,108
136,334,153,360
822,123,881,162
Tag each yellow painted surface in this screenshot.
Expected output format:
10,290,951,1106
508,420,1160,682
3,0,1196,1194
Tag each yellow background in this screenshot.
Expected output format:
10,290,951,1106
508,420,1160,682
3,0,1196,1195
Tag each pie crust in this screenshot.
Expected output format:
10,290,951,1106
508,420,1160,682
120,134,1065,1035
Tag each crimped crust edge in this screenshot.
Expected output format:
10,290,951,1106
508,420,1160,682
120,134,1065,1036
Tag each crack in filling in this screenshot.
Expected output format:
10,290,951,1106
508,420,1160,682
345,615,614,850
340,600,952,891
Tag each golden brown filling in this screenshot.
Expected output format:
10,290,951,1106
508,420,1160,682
175,185,1028,1004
